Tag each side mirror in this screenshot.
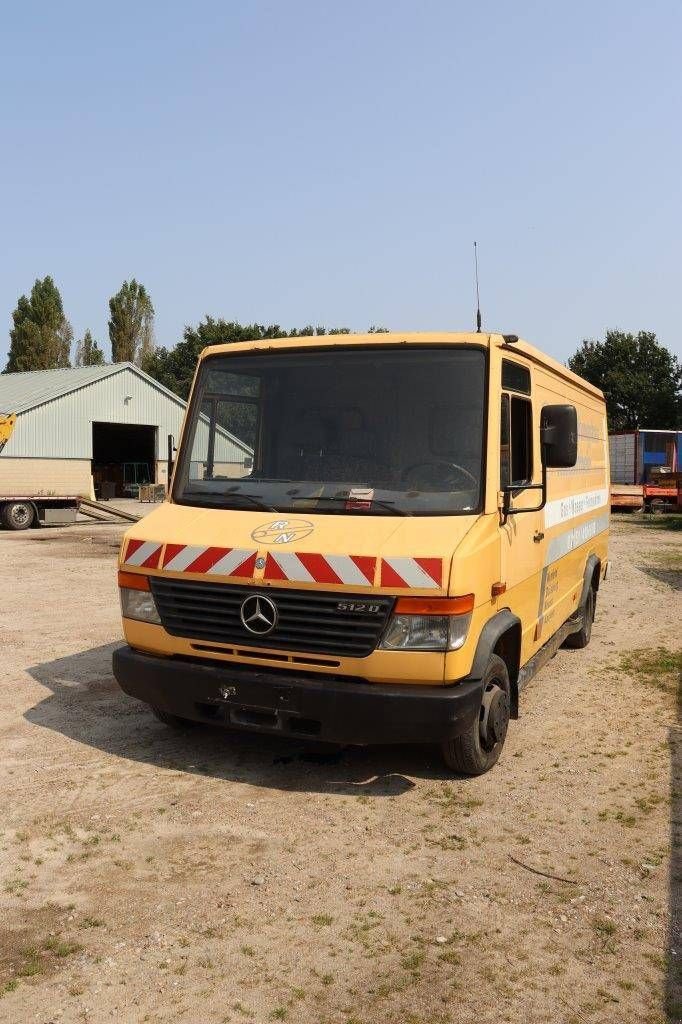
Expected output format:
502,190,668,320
541,404,577,468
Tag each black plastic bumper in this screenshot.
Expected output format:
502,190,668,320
112,646,483,745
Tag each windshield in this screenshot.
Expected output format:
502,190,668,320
174,346,486,515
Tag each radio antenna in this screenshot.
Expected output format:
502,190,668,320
474,241,482,333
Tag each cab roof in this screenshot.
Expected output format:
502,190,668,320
200,332,604,401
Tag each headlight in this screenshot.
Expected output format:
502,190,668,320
120,587,162,624
379,596,474,652
118,570,161,625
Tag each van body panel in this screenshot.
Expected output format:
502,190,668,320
114,332,609,753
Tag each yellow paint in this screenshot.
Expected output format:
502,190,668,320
118,333,609,687
0,413,16,454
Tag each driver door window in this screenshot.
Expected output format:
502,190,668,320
500,393,533,488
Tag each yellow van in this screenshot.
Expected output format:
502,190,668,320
113,332,609,774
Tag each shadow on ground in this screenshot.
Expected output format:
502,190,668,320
636,565,682,592
23,643,466,797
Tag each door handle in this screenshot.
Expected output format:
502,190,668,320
533,530,545,543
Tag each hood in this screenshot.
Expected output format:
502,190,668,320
120,502,479,596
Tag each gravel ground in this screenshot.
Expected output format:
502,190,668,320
0,514,680,1024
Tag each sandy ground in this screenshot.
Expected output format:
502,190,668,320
0,514,679,1024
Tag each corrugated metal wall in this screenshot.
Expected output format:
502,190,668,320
609,433,636,484
4,368,187,459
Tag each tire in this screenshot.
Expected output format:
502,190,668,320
441,653,511,776
563,585,595,650
1,501,35,531
149,706,194,729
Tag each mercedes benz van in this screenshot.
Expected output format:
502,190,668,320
113,332,609,774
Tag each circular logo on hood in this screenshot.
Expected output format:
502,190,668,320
251,519,314,544
239,594,278,636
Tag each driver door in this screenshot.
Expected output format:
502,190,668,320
499,366,546,661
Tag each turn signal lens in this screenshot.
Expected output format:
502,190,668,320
394,595,474,615
117,570,150,592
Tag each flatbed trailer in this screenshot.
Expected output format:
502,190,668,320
610,483,644,510
609,429,682,511
0,494,81,530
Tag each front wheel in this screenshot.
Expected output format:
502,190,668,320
441,654,511,775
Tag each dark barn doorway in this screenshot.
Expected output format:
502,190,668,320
92,422,157,499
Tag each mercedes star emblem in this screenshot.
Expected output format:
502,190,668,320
239,594,278,636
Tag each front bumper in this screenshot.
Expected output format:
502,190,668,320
112,646,483,745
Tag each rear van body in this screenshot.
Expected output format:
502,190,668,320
113,332,609,774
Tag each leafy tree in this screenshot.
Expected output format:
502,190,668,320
142,318,354,399
5,276,72,372
108,279,154,364
568,330,681,430
75,329,105,367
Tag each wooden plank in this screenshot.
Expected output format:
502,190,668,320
78,499,140,523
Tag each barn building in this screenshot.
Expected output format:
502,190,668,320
0,362,251,498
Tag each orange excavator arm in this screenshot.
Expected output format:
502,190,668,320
0,414,16,455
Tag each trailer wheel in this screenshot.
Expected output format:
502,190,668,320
563,585,595,650
149,706,194,729
441,654,510,776
1,501,35,531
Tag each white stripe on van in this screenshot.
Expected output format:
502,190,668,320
269,551,316,583
544,487,609,529
544,513,609,567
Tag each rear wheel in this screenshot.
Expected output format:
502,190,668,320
149,706,194,729
563,585,595,649
441,653,511,775
1,501,35,531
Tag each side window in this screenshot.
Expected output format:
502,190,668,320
500,393,533,488
502,359,531,395
510,397,533,484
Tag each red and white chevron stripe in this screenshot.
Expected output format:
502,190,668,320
380,557,443,589
162,544,257,577
123,539,442,591
124,539,163,569
264,551,376,586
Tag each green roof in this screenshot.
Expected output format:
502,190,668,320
0,362,185,415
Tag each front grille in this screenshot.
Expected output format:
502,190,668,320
150,577,395,658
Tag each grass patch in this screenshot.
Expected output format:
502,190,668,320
42,937,82,958
311,914,333,926
615,647,681,697
400,949,425,973
633,513,682,532
592,917,618,953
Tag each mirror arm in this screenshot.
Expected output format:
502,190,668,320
500,447,548,524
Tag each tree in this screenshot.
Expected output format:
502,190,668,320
142,318,354,399
568,330,681,430
75,329,105,367
5,277,72,372
108,279,154,364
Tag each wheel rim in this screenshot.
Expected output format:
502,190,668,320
479,680,510,753
11,504,31,526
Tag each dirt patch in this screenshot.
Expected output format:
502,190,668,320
23,530,123,560
0,515,679,1023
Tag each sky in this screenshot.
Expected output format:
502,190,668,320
1,0,680,368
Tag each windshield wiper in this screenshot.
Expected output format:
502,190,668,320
292,495,412,517
184,489,280,513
